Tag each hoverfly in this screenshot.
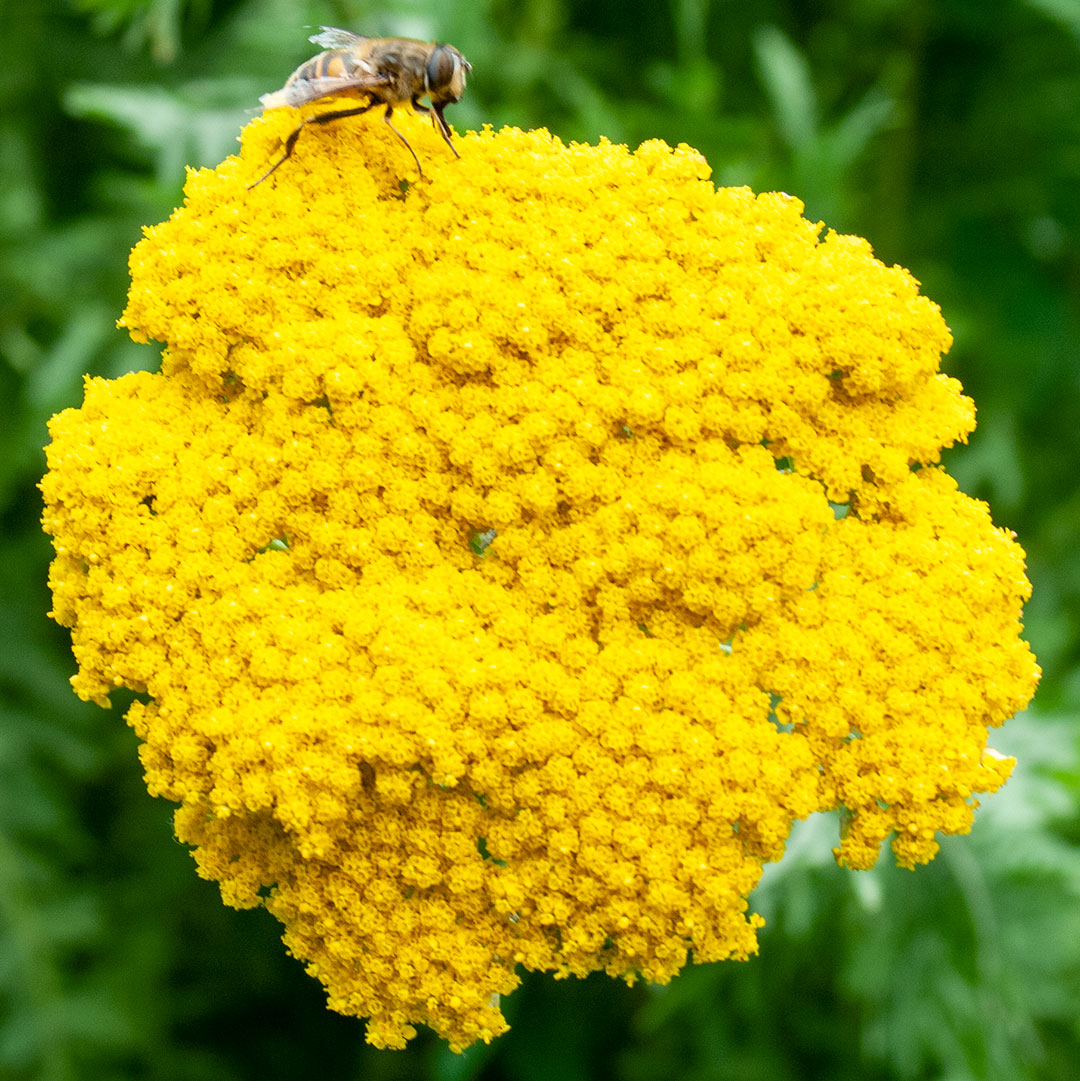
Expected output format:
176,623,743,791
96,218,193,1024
249,27,471,188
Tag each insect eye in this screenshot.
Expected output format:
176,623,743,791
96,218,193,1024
427,45,458,94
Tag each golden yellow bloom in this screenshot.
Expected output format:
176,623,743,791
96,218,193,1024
41,106,1039,1050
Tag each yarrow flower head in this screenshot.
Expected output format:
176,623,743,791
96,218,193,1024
41,105,1039,1050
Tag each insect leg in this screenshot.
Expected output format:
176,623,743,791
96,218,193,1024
431,104,460,158
247,102,380,189
381,104,424,178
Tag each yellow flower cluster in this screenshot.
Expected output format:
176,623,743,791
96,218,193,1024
41,106,1039,1050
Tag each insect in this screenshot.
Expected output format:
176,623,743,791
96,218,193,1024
249,27,471,188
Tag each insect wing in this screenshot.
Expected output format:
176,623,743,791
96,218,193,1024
308,26,368,50
260,71,389,110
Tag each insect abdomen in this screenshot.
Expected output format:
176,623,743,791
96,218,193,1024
288,50,364,85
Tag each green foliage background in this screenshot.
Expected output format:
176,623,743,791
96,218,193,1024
2,1,1078,1078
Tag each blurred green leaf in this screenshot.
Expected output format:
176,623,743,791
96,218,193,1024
753,24,817,149
74,0,213,64
1025,0,1080,41
65,82,249,181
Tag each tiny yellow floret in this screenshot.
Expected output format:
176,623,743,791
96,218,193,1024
41,106,1039,1050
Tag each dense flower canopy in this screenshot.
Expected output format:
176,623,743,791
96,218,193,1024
41,106,1039,1050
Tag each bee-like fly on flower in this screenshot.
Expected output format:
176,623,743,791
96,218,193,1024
250,26,471,188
